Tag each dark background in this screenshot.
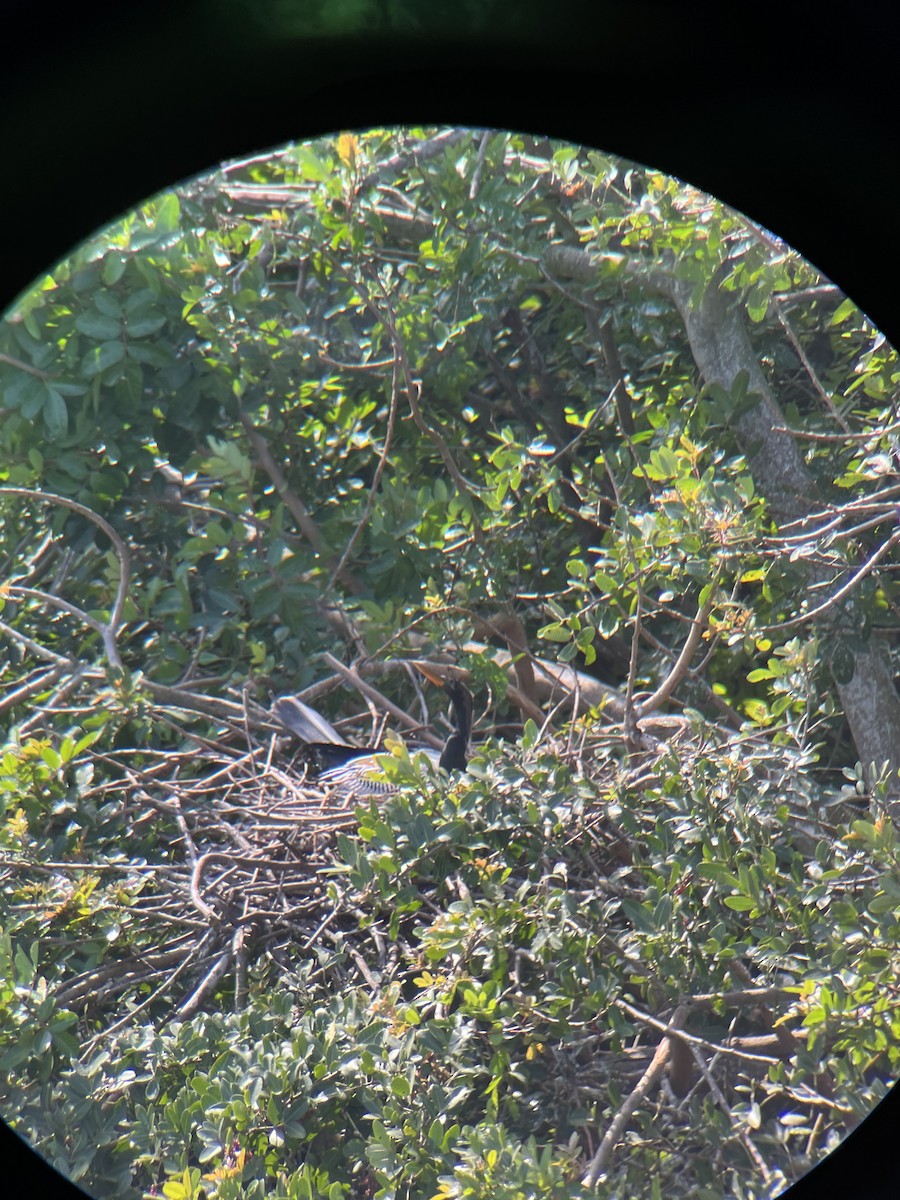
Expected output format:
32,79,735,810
1,1,897,1196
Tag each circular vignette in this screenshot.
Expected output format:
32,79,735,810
1,125,900,1199
2,4,900,1197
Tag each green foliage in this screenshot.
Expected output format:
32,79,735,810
1,736,898,1198
2,128,900,1199
3,129,896,718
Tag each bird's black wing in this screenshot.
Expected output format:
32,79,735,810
273,696,343,744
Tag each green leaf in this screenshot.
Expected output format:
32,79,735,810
0,1042,34,1071
101,254,127,285
122,287,154,315
125,314,166,338
537,622,571,643
93,290,122,317
126,342,174,367
8,372,46,415
621,898,656,932
746,284,769,323
521,719,539,750
153,192,181,232
293,146,330,181
42,387,69,438
72,730,102,757
696,863,742,890
75,311,122,340
731,369,749,403
645,445,679,480
831,297,857,325
82,340,125,376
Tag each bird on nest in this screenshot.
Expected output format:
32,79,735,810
273,665,474,795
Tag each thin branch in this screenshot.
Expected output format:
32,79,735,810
4,583,108,636
582,1003,689,1187
639,591,717,716
468,130,491,202
765,527,900,632
547,382,615,467
773,297,850,433
0,859,177,874
772,419,900,443
687,1041,776,1188
689,985,797,1009
16,667,101,737
0,486,130,668
325,351,401,594
777,484,900,531
591,311,636,437
316,351,395,374
0,665,65,713
80,932,217,1056
176,949,233,1019
320,651,443,750
365,278,485,543
774,284,841,306
0,618,79,668
0,351,52,379
354,128,469,195
238,411,364,595
616,998,782,1067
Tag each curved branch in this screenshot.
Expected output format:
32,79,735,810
363,279,484,543
639,592,717,717
0,485,130,668
4,583,107,635
0,616,84,669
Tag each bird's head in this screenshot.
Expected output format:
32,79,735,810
415,664,474,770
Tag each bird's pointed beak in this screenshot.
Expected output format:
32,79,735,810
415,662,452,688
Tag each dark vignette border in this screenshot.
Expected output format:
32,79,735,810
0,2,898,1198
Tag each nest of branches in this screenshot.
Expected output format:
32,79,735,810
29,691,413,1023
25,663,619,1036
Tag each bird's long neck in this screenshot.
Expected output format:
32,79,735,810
439,683,472,771
439,731,467,771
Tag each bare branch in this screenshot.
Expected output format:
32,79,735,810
582,1004,689,1186
640,591,717,716
0,485,130,668
0,351,52,379
325,350,401,593
774,296,850,432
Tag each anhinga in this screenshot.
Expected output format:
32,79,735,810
273,666,473,794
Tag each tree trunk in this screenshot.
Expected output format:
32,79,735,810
671,278,900,806
544,245,900,806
